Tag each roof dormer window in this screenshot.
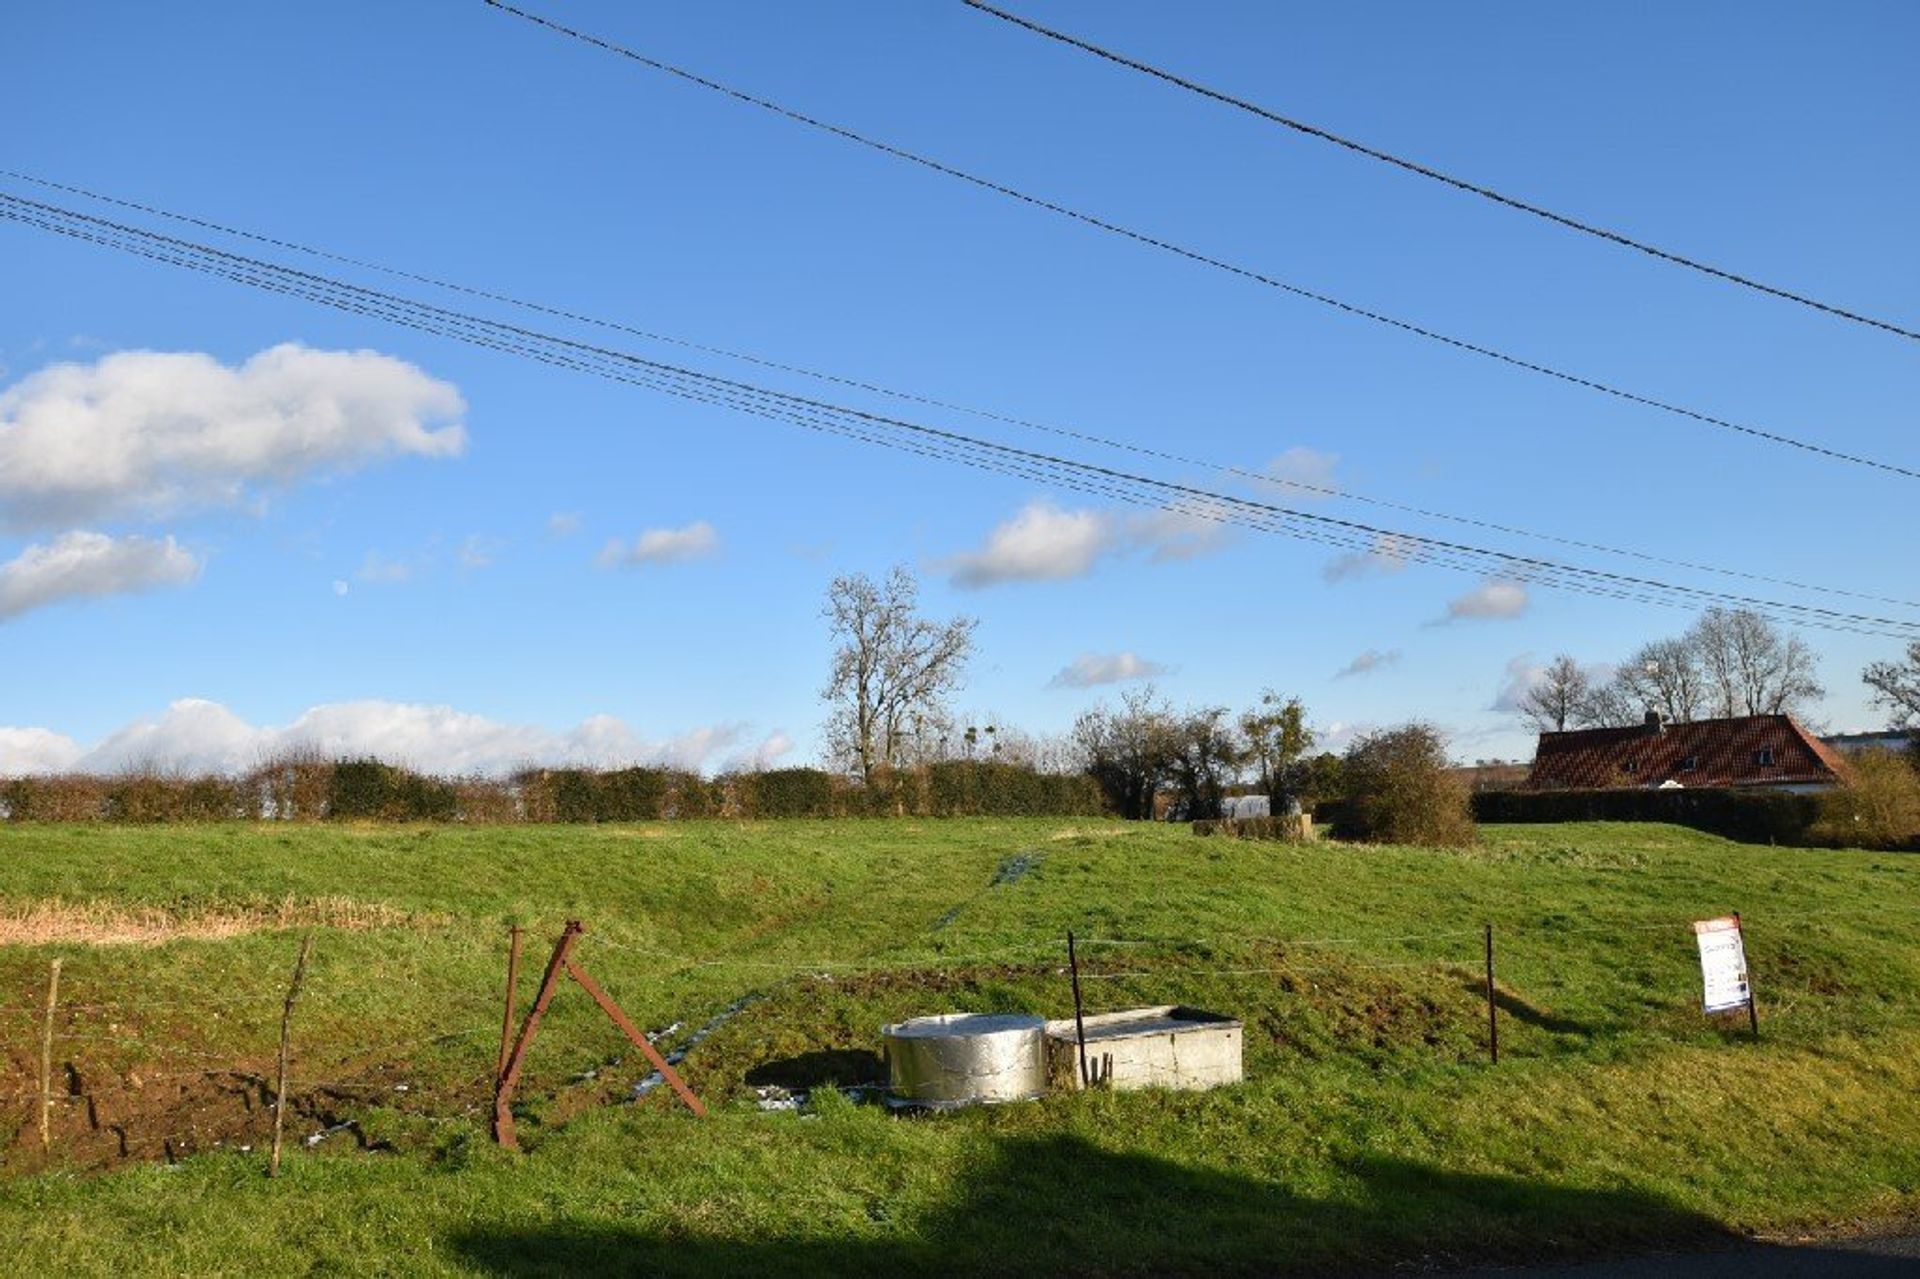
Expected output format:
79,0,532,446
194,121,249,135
1753,747,1776,767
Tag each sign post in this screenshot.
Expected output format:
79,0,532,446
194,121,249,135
1693,914,1758,1039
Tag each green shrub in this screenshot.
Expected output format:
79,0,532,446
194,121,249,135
1811,750,1920,849
1337,724,1476,846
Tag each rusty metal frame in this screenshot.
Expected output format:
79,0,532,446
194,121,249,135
492,920,706,1150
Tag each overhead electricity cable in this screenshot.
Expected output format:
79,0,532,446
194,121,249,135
8,170,1913,613
962,1,1920,345
5,189,1918,640
478,0,1920,484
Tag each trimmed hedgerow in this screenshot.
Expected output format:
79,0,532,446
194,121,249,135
735,768,836,819
326,759,458,822
1471,786,1824,846
3,759,1107,824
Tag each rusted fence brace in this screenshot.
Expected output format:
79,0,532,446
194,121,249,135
492,920,705,1151
496,924,523,1083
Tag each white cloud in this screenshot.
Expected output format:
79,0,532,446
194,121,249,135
1315,719,1375,754
1492,653,1613,713
356,550,416,584
1128,509,1228,563
0,530,201,622
0,726,84,775
547,512,583,538
0,343,465,529
723,729,797,773
458,534,499,570
331,579,350,597
1334,648,1401,680
1490,654,1544,714
942,501,1230,589
598,520,718,568
1438,578,1529,623
1047,651,1171,689
18,698,760,778
1262,447,1339,499
943,503,1114,587
1323,533,1411,582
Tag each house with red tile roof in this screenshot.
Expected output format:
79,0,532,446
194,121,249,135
1525,713,1850,794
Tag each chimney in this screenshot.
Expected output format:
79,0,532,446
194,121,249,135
1643,710,1664,732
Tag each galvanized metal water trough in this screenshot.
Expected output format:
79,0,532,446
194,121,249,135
1045,1005,1243,1093
880,1012,1048,1109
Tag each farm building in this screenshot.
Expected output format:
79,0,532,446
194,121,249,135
1822,729,1916,757
1525,713,1850,794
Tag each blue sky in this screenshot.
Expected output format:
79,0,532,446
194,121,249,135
3,1,1916,775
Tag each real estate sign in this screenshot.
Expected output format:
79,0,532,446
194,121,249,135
1693,916,1751,1014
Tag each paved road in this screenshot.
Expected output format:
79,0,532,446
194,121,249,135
1438,1232,1920,1277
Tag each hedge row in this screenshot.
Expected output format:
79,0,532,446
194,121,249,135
1470,787,1823,846
0,759,1104,824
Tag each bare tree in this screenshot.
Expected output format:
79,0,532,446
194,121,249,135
1071,685,1177,820
1578,678,1639,728
1689,607,1823,718
1610,638,1708,723
1863,641,1920,728
1520,655,1591,732
1239,690,1314,798
822,567,976,783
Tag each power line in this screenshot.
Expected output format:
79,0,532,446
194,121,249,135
478,0,1920,484
9,168,1912,613
5,189,1918,639
962,1,1920,346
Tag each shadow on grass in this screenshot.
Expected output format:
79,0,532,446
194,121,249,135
1462,978,1600,1036
441,1132,1852,1277
742,1049,885,1090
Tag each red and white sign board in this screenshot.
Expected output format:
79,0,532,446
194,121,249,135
1693,916,1751,1014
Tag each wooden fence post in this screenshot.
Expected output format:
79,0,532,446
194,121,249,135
269,933,314,1177
1484,923,1499,1065
38,957,61,1150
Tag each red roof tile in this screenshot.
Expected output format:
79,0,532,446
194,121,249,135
1526,715,1848,790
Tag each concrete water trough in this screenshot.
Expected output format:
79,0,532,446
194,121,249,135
1045,1006,1243,1092
880,1012,1048,1109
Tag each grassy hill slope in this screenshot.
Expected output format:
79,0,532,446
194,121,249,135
1,819,1916,1275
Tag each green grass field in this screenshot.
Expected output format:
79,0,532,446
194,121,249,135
2,819,1918,1276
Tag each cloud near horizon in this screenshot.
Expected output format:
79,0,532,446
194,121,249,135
0,530,201,622
1047,651,1171,689
941,501,1228,588
0,344,465,529
0,698,794,779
